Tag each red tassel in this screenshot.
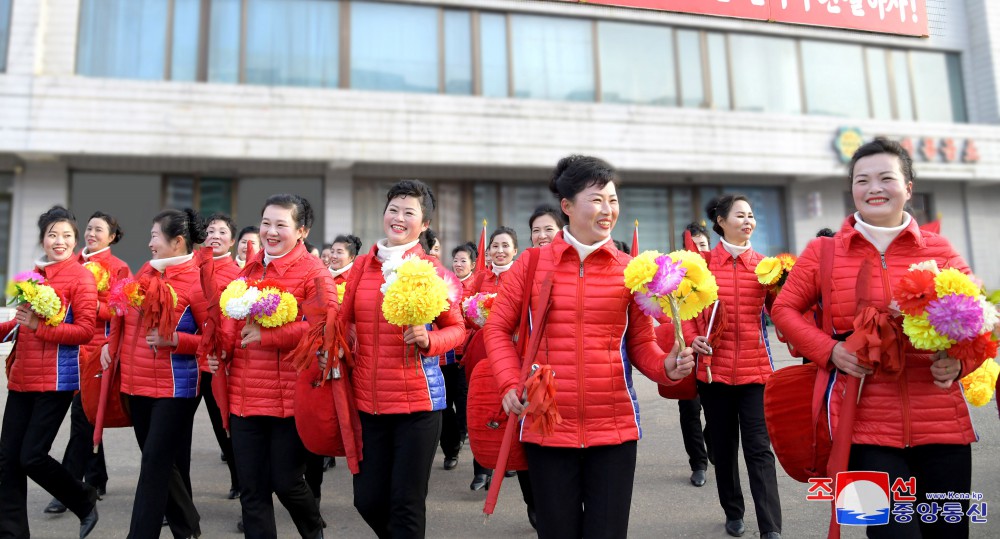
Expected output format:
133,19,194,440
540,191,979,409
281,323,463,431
523,365,562,436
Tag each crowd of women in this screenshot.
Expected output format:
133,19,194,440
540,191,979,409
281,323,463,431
0,138,988,538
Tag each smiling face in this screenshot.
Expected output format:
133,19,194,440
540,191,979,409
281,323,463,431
852,153,912,228
530,214,560,247
84,217,114,253
205,219,235,257
43,221,77,262
330,242,355,270
148,222,185,260
237,233,260,260
717,200,755,246
561,181,619,245
383,195,428,247
428,239,441,259
260,205,305,257
452,251,472,279
489,233,517,266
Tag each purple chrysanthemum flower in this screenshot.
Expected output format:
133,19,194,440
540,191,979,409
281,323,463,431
926,294,984,342
648,255,687,296
634,292,665,318
250,293,280,319
14,271,45,283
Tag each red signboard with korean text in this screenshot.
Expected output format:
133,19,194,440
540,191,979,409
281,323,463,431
554,0,928,38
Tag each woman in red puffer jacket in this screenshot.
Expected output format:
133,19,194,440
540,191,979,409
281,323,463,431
687,194,782,539
773,138,983,539
211,195,331,539
485,156,694,538
329,233,361,299
104,208,208,539
339,179,465,538
0,206,100,538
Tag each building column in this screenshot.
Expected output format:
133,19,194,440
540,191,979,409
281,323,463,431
8,158,69,278
324,161,354,242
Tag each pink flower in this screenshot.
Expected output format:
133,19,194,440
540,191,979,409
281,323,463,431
926,294,985,342
634,292,664,318
14,271,45,283
649,255,686,296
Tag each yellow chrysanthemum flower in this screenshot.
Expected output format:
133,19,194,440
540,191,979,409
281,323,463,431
382,257,450,327
46,305,67,327
934,268,979,298
30,285,63,321
755,257,783,287
219,279,249,312
83,262,110,292
776,253,797,272
337,283,346,303
5,280,17,299
666,250,719,321
960,358,999,407
902,313,956,351
623,251,662,294
18,281,39,303
257,291,298,328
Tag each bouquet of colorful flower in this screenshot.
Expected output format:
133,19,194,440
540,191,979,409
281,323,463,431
83,260,112,293
5,271,67,333
894,260,999,373
336,282,346,303
755,253,797,293
624,250,719,348
108,277,178,316
462,292,497,328
219,278,298,328
380,255,454,364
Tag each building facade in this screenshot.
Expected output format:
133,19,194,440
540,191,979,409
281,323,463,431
0,0,999,286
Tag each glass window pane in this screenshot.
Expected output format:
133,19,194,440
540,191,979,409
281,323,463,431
245,0,339,87
890,50,913,121
911,51,962,123
865,48,892,120
77,0,169,80
208,0,242,83
611,187,671,254
706,33,730,110
473,183,499,242
598,21,675,106
444,11,472,95
500,184,551,247
0,174,11,285
479,13,508,98
0,0,11,72
801,41,866,118
729,34,801,115
670,187,696,252
351,179,401,250
171,0,201,81
351,1,438,93
946,54,967,123
677,30,704,108
165,176,196,209
511,14,594,102
199,178,233,217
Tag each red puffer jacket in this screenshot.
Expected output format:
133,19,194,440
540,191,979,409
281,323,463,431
223,243,336,418
772,215,981,448
450,271,478,359
688,242,774,386
79,248,132,348
484,233,676,448
116,256,209,399
1,258,98,392
341,244,466,415
195,255,241,373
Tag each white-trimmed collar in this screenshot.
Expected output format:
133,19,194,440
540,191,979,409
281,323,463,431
853,212,912,254
330,262,354,278
376,239,420,263
263,246,295,267
80,246,111,261
720,238,752,259
562,227,611,262
150,253,194,273
492,260,514,276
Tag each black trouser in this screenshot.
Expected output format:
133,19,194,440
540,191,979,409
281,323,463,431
304,451,325,505
0,390,96,537
516,471,535,511
354,411,442,539
678,395,710,472
849,444,972,539
61,392,108,489
698,382,782,534
230,415,322,539
127,395,201,539
197,373,238,490
523,441,637,539
472,458,493,477
439,363,466,459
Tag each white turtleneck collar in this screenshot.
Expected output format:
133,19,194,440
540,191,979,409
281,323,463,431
214,253,232,261
150,253,194,273
330,262,354,278
492,260,514,276
562,227,612,262
264,246,295,267
81,246,110,261
720,238,752,260
853,212,911,254
376,239,420,263
458,272,474,282
35,256,61,270
236,257,246,268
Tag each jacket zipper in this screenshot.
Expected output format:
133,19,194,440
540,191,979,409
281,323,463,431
878,251,911,447
577,260,586,448
732,258,741,383
241,265,269,417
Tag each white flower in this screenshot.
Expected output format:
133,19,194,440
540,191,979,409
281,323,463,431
981,297,999,333
379,255,413,295
224,287,261,320
909,260,941,274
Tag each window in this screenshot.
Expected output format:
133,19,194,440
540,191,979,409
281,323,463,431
444,11,472,95
77,0,169,80
246,0,339,87
677,30,705,108
511,14,594,102
911,51,966,123
479,13,508,98
802,41,866,118
729,34,801,115
612,187,672,254
0,0,11,72
170,0,201,81
351,1,438,93
473,183,499,243
164,176,234,218
598,21,675,106
500,184,551,247
208,0,241,83
889,50,914,121
0,174,11,285
706,33,730,110
865,48,893,120
352,179,404,249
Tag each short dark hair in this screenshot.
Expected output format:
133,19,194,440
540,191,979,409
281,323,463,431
206,212,237,238
705,194,751,237
528,204,565,230
489,226,518,251
549,155,619,208
684,222,709,241
848,137,915,184
237,226,259,243
816,228,835,238
88,210,124,245
613,239,630,255
262,194,314,230
451,242,476,262
333,234,363,257
153,208,206,253
304,240,318,254
384,179,436,224
419,228,439,254
38,206,78,244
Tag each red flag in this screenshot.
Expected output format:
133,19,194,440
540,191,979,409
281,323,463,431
631,219,639,255
474,219,488,274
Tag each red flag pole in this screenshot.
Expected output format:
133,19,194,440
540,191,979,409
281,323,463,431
475,218,488,274
631,219,639,255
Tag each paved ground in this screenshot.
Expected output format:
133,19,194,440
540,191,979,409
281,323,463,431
4,328,999,538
